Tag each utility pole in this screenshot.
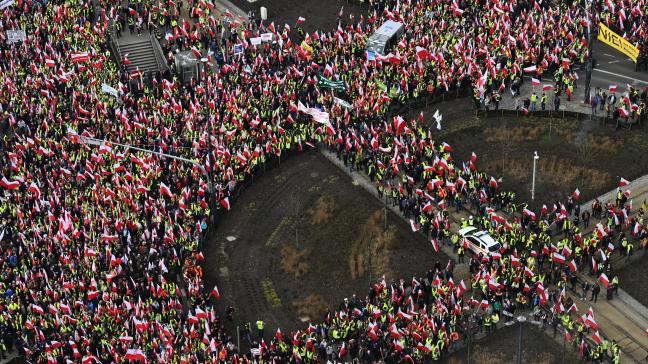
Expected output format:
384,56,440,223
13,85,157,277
583,0,593,105
531,151,539,200
79,135,214,197
517,316,526,364
201,57,218,224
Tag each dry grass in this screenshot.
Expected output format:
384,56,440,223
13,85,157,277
586,134,624,154
445,349,556,364
481,155,613,192
309,193,336,225
348,210,398,280
280,246,311,279
292,294,329,322
484,126,544,143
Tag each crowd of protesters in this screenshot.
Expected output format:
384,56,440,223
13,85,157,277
0,0,646,362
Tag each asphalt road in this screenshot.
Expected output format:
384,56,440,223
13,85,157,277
591,39,648,92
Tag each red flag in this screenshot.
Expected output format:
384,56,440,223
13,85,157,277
565,329,573,342
0,177,20,190
619,177,629,187
70,52,90,63
159,182,173,198
552,252,566,264
591,331,602,345
410,219,420,232
431,238,439,252
220,197,230,210
599,273,609,287
125,349,146,361
572,188,580,200
210,284,221,299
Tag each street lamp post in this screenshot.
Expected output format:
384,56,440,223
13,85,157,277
516,315,526,364
582,0,593,104
200,56,218,224
80,135,214,202
531,151,539,200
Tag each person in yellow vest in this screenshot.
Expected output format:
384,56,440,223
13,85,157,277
530,92,538,111
256,319,264,339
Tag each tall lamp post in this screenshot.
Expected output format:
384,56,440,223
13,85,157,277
80,135,214,206
199,56,218,224
531,151,539,200
582,0,594,104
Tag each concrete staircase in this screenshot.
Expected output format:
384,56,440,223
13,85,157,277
116,32,163,75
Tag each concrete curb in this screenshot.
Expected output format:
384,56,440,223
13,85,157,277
616,288,648,323
579,174,648,215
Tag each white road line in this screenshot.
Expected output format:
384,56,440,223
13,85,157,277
603,53,615,57
593,68,648,84
608,60,620,64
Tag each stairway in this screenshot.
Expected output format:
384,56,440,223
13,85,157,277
116,31,164,75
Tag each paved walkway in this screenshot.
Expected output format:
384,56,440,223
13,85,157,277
497,73,592,115
319,148,648,362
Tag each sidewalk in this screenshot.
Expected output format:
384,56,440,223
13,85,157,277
498,73,592,115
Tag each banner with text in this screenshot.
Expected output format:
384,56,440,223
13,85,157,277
597,23,639,63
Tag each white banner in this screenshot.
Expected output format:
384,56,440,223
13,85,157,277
250,37,262,46
0,0,13,10
296,101,329,123
101,83,120,98
333,97,353,110
6,29,25,43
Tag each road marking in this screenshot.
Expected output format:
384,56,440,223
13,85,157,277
608,60,620,64
593,68,648,84
603,53,615,57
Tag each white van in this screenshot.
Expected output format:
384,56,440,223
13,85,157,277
366,20,405,56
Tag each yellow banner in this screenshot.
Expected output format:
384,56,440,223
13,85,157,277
597,23,639,63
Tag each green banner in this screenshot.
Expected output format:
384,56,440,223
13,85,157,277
316,74,346,91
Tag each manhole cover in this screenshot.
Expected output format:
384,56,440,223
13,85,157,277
219,267,230,278
310,172,318,178
226,236,237,242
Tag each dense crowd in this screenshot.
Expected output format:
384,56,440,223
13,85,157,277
0,0,645,362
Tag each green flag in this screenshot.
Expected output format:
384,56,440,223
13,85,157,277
316,74,346,91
